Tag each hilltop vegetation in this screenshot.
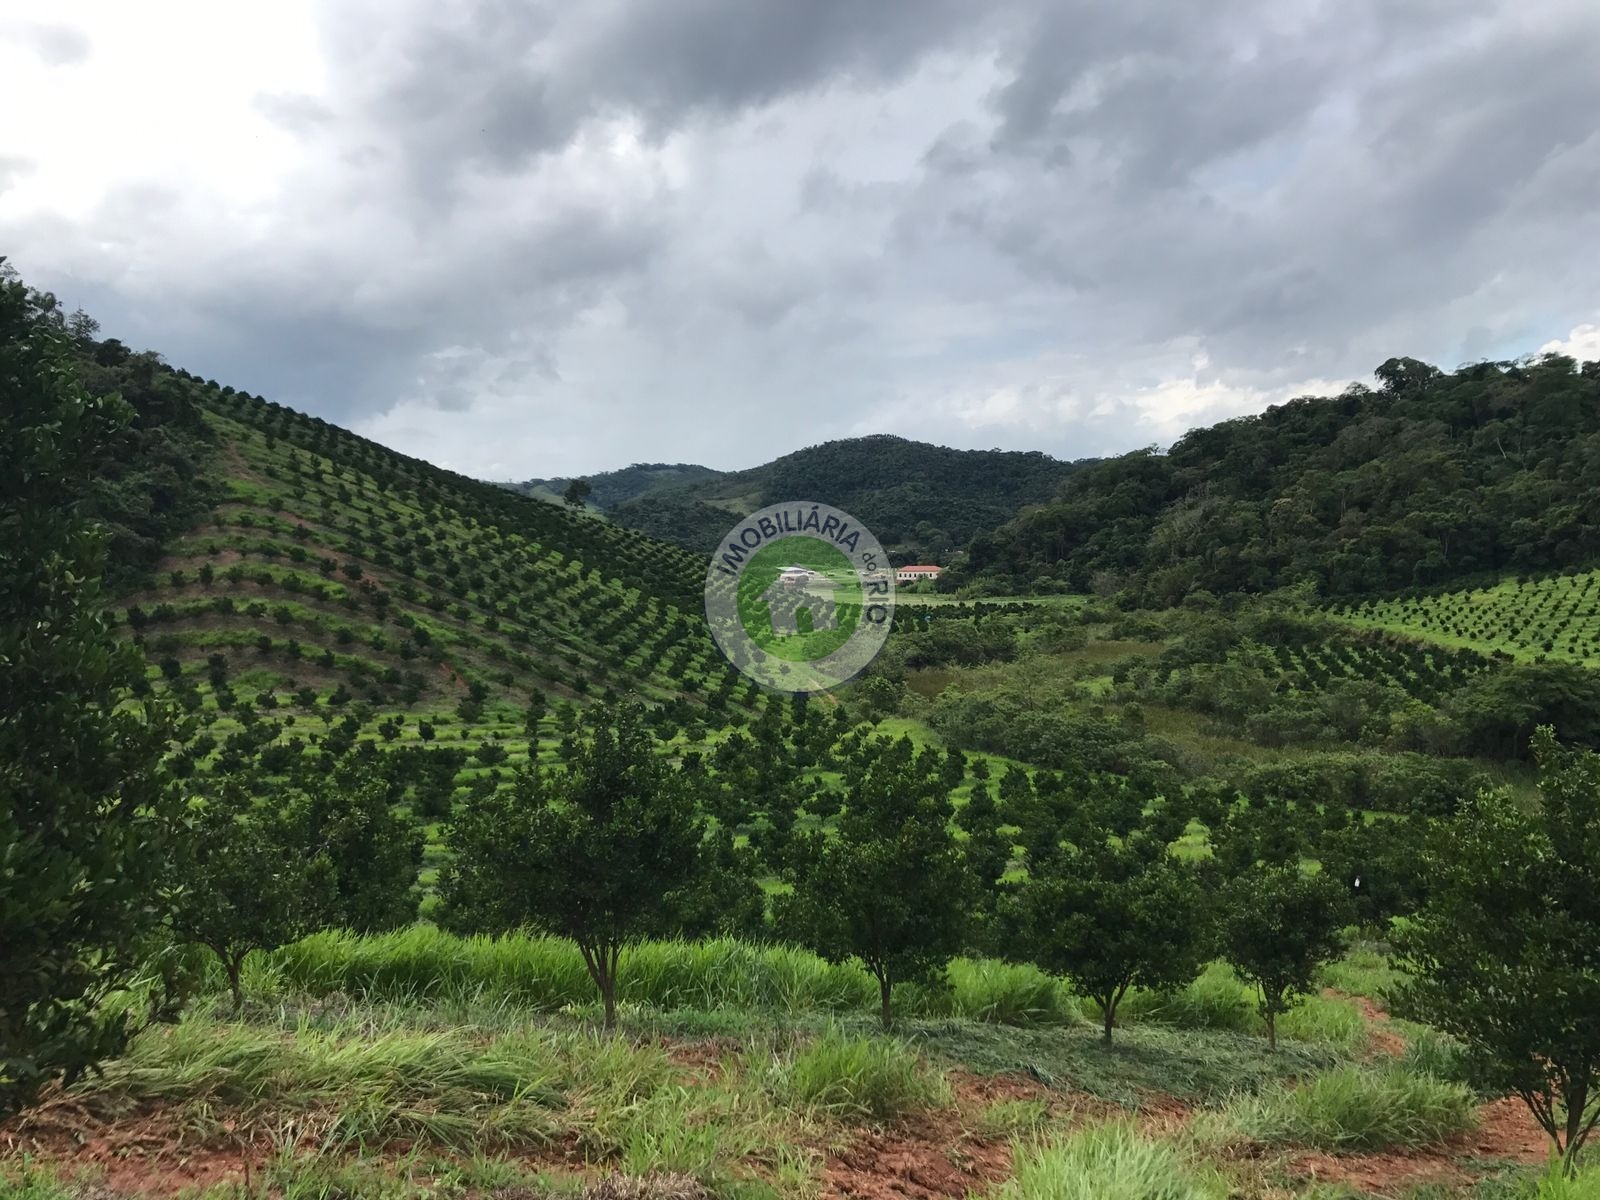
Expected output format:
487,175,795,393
534,435,1088,564
956,354,1600,602
509,462,722,510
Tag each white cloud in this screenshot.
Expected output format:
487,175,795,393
1540,322,1600,363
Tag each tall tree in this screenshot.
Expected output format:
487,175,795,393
440,700,757,1030
0,268,183,1110
779,736,972,1028
1395,727,1600,1172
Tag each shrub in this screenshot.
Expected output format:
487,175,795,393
1229,1064,1476,1151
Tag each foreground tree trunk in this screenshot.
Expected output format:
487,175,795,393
877,973,893,1030
1560,1079,1596,1175
579,940,623,1032
1098,982,1132,1045
220,949,245,1013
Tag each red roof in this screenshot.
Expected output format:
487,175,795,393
897,565,942,573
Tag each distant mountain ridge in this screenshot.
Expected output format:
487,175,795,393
507,435,1092,564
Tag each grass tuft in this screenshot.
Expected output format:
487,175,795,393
1520,1161,1600,1199
763,1028,949,1121
991,1121,1220,1200
1228,1063,1476,1151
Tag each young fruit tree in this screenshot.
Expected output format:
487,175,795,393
1219,863,1347,1050
286,753,423,933
439,699,759,1030
0,269,184,1112
1002,818,1213,1043
168,777,336,1011
778,735,972,1029
1395,727,1600,1172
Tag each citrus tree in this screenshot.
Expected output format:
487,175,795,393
0,267,184,1111
1395,727,1600,1171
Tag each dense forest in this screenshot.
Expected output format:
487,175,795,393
955,355,1600,602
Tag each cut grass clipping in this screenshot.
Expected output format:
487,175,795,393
761,1028,948,1121
1228,1063,1476,1151
990,1122,1220,1200
58,1012,668,1151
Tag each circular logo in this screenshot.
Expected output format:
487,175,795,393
704,501,895,693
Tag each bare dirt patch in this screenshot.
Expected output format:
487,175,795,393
2,1097,266,1199
821,1116,1011,1200
1324,988,1407,1059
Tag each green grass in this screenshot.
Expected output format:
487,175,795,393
271,928,1076,1025
760,1028,948,1120
1114,963,1370,1055
913,1016,1339,1106
1512,1162,1600,1199
990,1122,1221,1200
1228,1063,1477,1151
0,1165,80,1200
1317,943,1403,998
70,1010,571,1148
53,1002,806,1192
1396,1024,1473,1087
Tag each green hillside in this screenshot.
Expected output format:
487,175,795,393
509,461,722,510
957,354,1600,602
1331,568,1600,666
535,435,1089,564
106,373,761,768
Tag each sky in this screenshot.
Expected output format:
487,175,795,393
4,1,1599,480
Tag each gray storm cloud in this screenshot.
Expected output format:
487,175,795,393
2,0,1597,478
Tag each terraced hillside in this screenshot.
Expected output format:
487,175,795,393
1331,570,1600,666
115,377,759,760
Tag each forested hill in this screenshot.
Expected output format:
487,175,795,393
578,435,1090,562
956,354,1600,602
508,462,721,510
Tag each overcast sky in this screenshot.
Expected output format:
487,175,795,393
4,1,1599,479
